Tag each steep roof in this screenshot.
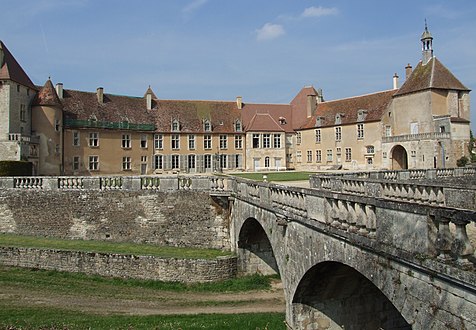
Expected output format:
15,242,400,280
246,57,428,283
300,90,396,130
33,79,62,107
0,41,36,90
394,57,469,97
241,103,293,133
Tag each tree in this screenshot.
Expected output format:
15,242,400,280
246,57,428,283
469,130,476,163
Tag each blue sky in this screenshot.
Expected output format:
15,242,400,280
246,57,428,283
1,0,476,130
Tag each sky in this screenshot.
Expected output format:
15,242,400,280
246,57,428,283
1,0,476,131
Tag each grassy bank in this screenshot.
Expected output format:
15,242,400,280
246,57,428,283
0,233,231,259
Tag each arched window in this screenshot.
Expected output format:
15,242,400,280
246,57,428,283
235,120,242,132
203,120,211,132
172,119,180,132
264,156,270,168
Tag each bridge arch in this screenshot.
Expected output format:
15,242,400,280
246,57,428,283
236,217,279,276
391,144,408,170
291,261,410,330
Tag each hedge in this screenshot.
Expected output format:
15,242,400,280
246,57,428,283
0,161,33,176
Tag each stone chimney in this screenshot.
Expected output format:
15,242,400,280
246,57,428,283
393,73,399,89
307,94,317,118
97,87,104,104
405,64,413,80
55,83,63,99
146,92,152,110
236,96,243,110
317,88,324,103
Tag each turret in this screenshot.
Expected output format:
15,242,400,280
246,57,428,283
421,21,433,64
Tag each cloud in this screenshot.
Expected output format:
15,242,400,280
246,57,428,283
301,6,338,18
182,0,208,14
256,23,285,41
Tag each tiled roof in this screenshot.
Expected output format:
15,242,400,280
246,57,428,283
241,103,294,133
33,79,62,107
394,57,469,97
154,99,242,133
0,41,36,90
300,90,396,129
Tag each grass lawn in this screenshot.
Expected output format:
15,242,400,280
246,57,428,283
0,233,232,259
231,171,314,182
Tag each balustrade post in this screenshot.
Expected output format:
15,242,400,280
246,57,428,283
356,203,368,236
338,200,349,230
451,217,475,269
434,214,452,261
365,205,377,238
347,201,358,233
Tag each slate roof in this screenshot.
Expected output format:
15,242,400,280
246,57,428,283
394,57,469,97
33,79,63,107
300,90,396,129
0,41,36,90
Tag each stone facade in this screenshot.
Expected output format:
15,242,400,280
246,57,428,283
0,247,237,283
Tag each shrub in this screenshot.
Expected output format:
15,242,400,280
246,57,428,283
456,156,469,167
0,161,32,176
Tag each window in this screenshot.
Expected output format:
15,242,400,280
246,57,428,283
439,125,446,133
55,119,60,132
345,148,352,162
154,155,163,170
296,132,302,144
20,105,26,122
235,120,242,132
262,134,271,148
204,120,211,132
188,154,196,169
357,124,364,139
204,154,212,169
367,157,373,165
315,129,321,143
410,122,419,134
326,149,333,162
73,156,80,171
122,156,131,171
220,154,227,169
316,150,322,163
219,135,227,149
171,155,180,169
234,135,242,149
366,145,375,154
252,134,260,148
335,114,342,125
89,132,99,147
88,156,99,171
234,154,241,168
73,131,80,146
204,135,212,149
154,134,163,149
307,150,312,163
172,120,180,132
171,134,180,150
296,150,302,163
188,134,195,150
16,84,20,93
273,134,281,148
385,126,392,137
264,156,270,168
122,134,131,148
141,156,147,163
357,110,367,122
140,135,147,148
411,150,416,158
335,127,342,141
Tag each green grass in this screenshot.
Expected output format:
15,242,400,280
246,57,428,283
0,233,232,259
231,171,314,182
0,306,286,330
0,266,273,294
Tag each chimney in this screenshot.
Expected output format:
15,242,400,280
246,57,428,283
393,73,399,89
306,94,317,118
405,64,413,80
236,96,242,110
55,83,63,99
317,88,324,103
146,92,152,110
97,87,104,103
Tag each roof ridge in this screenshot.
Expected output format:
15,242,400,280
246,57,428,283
320,89,396,104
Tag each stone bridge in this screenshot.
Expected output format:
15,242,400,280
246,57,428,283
230,168,476,329
0,168,475,329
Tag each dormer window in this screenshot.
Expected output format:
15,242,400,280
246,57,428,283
203,119,211,132
234,120,242,132
357,109,368,122
335,113,344,125
279,117,287,125
89,114,97,122
172,119,180,132
315,116,324,127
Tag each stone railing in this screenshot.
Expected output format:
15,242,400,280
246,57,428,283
0,175,232,193
382,131,451,143
233,177,476,271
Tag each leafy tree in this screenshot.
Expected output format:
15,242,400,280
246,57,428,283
469,130,476,163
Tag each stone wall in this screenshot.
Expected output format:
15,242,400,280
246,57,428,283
0,247,237,283
0,189,230,250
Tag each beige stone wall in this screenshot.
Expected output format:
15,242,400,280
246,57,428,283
245,131,287,171
295,121,382,171
390,91,434,135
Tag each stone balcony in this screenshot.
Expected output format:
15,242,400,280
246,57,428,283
382,132,451,143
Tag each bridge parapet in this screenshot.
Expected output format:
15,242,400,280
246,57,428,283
233,177,476,277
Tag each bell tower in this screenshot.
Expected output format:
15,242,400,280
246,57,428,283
421,20,433,64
